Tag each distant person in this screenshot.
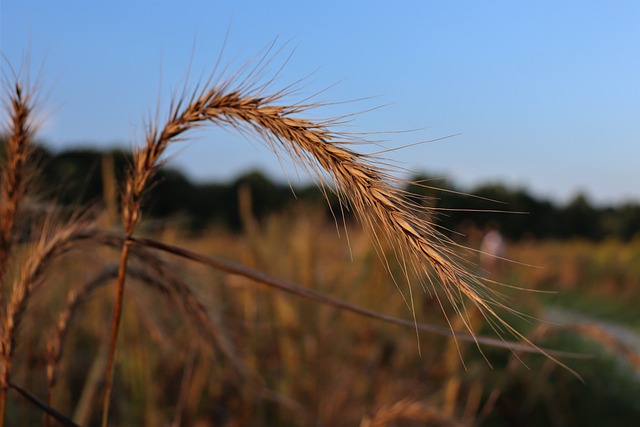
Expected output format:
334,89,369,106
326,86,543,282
480,222,505,275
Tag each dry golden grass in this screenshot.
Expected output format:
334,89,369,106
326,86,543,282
0,45,591,426
0,81,34,282
360,399,464,427
96,45,521,424
1,80,32,423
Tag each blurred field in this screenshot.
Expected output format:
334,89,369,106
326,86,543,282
3,53,639,427
6,203,640,426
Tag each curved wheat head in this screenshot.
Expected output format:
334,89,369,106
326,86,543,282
122,52,521,348
90,46,547,425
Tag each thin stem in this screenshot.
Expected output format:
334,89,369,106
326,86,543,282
8,381,79,427
130,236,585,359
0,383,6,427
101,239,131,427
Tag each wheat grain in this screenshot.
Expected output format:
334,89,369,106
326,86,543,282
0,82,35,284
84,47,549,424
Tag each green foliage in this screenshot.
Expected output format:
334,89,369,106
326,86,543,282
4,139,639,240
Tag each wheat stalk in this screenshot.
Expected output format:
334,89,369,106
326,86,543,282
133,235,584,358
98,47,536,424
0,78,37,426
45,265,117,427
0,51,577,425
45,257,243,426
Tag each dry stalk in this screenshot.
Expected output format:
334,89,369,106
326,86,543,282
94,230,246,366
101,211,247,425
46,253,244,426
131,235,583,358
100,48,550,424
360,399,464,427
7,381,79,427
45,265,118,426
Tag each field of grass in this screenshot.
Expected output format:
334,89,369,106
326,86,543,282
3,203,639,426
2,50,639,427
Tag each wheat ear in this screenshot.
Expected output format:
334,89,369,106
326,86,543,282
0,79,37,427
0,215,96,427
173,88,514,345
101,52,527,425
0,82,34,282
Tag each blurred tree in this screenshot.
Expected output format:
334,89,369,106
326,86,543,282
4,139,638,241
562,193,602,240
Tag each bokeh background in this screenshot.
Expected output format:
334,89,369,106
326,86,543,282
2,1,640,426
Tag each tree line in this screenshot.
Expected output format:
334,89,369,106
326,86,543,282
4,142,639,241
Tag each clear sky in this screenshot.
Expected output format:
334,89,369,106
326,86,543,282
2,1,639,205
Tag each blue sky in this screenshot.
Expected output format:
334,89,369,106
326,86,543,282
2,1,639,205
